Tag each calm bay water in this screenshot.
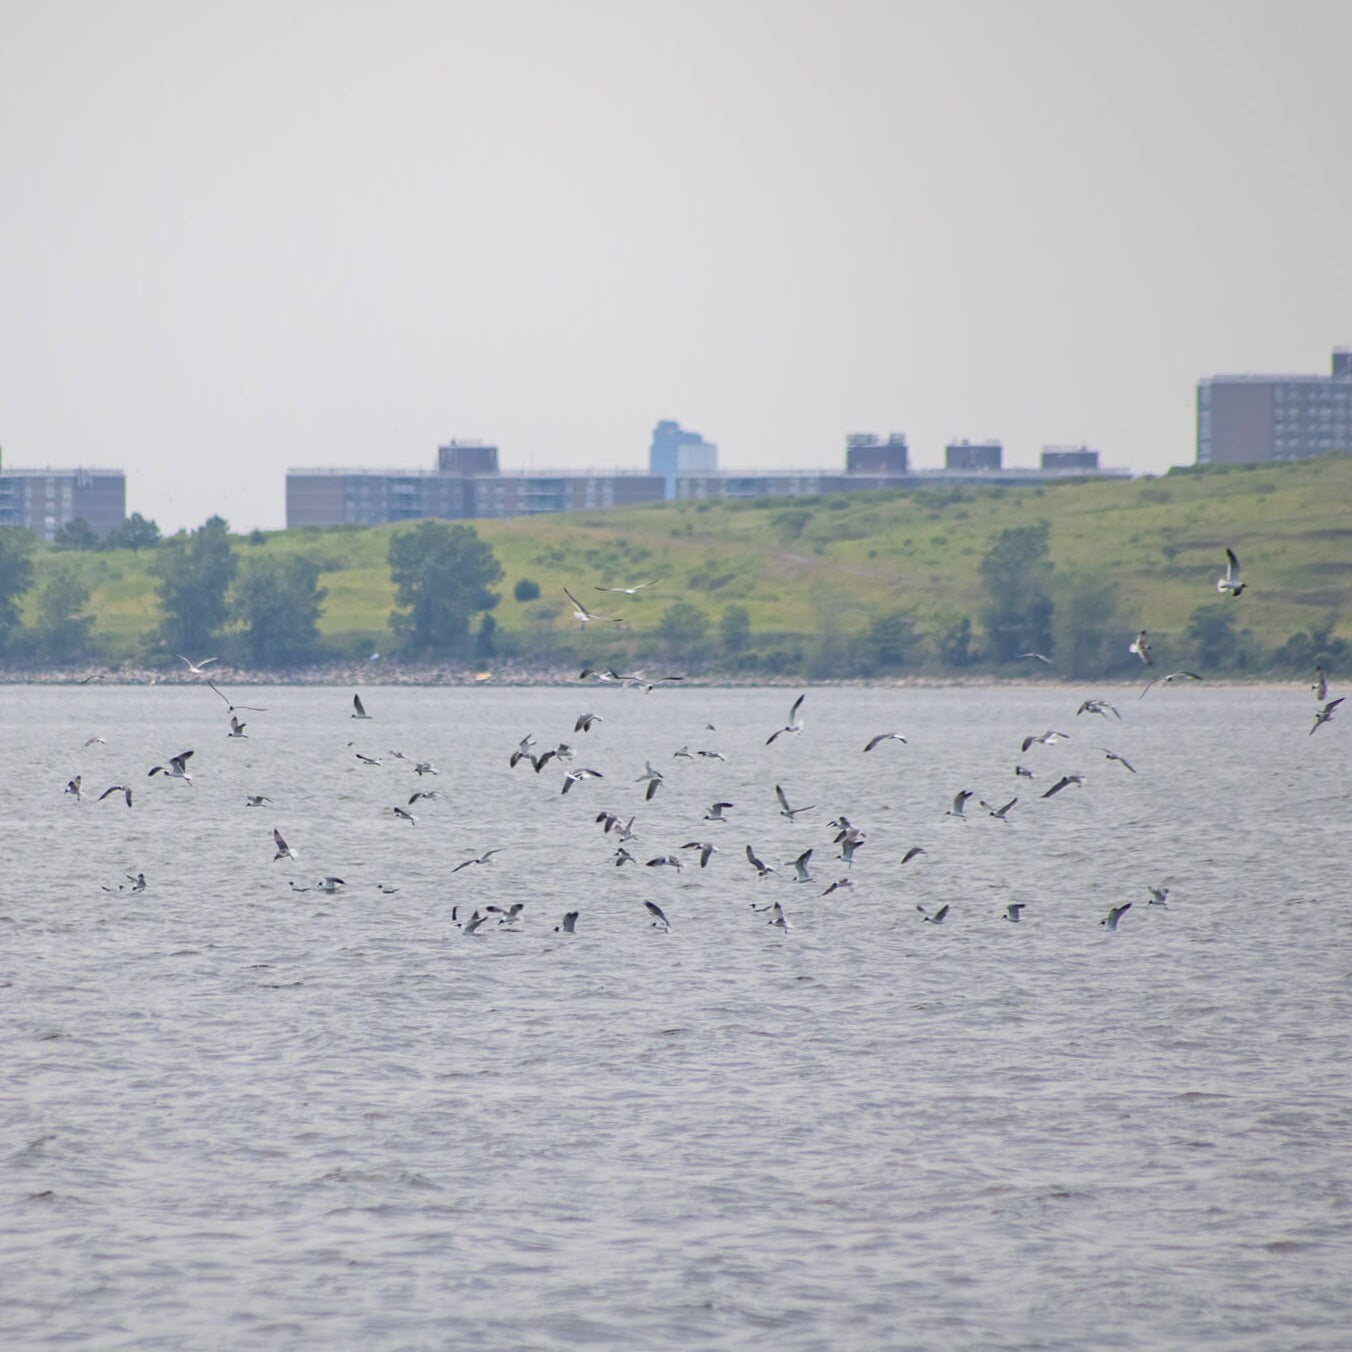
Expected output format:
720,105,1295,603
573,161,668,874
2,681,1350,1350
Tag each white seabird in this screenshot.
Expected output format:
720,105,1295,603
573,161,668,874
98,784,133,808
916,903,950,924
703,801,734,823
1002,903,1026,923
1100,902,1132,931
176,654,218,676
1310,696,1344,735
775,784,815,821
555,911,580,934
945,789,974,818
788,848,814,883
562,768,604,794
272,828,298,862
1129,630,1153,666
564,587,622,629
148,750,194,785
745,844,777,878
863,732,908,752
351,693,372,719
1217,547,1245,597
645,900,671,932
1140,671,1202,699
766,693,806,745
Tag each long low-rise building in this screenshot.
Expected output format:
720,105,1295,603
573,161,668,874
285,432,1129,529
0,466,126,539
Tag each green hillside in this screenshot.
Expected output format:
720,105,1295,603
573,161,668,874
15,455,1352,677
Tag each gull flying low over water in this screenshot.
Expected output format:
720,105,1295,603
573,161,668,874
776,784,815,821
1310,696,1344,735
207,681,267,713
766,693,806,745
635,761,664,800
315,877,346,893
176,654,218,676
272,828,298,862
1020,730,1071,752
461,910,491,935
646,854,683,872
1015,765,1035,779
574,712,602,732
1147,884,1170,907
1129,630,1153,666
98,784,133,808
863,732,908,752
65,776,82,802
821,878,854,896
1042,774,1085,799
453,849,502,872
1100,902,1132,931
244,794,271,807
355,752,383,766
351,693,371,719
681,841,718,868
945,789,974,818
1020,652,1053,665
788,849,814,883
745,845,777,878
391,806,417,823
917,903,950,924
1140,671,1203,699
981,796,1018,823
562,768,604,794
1003,903,1027,923
703,801,735,823
227,716,247,738
900,846,927,865
148,750,194,785
645,900,671,932
768,901,791,930
1076,699,1121,720
555,911,579,934
1097,748,1137,773
1217,547,1245,597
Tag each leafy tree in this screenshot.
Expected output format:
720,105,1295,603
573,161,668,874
1270,614,1347,673
105,512,162,552
980,521,1054,663
32,565,96,663
474,613,498,658
718,603,751,656
388,521,503,655
513,578,541,603
864,611,918,671
149,516,238,657
53,517,100,551
938,614,976,668
1186,603,1241,670
233,555,327,666
657,601,709,660
1053,571,1121,678
0,528,36,651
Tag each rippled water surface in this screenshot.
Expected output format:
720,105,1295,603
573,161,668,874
3,681,1350,1350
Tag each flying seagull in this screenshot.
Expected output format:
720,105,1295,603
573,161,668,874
98,784,133,808
645,900,671,932
1002,903,1026,923
1020,652,1053,665
562,768,604,794
745,844,777,879
452,849,502,872
681,841,718,869
65,775,82,802
863,732,908,752
981,795,1018,823
1140,671,1203,699
227,715,248,738
775,784,815,821
1021,730,1071,752
1147,884,1170,907
351,693,371,719
245,794,271,807
1129,630,1153,666
1076,699,1121,720
1216,547,1245,597
176,654,218,675
635,761,664,800
767,900,791,930
945,789,974,818
148,750,194,785
766,693,806,745
564,587,622,629
1100,902,1132,931
916,903,950,924
1097,747,1137,773
703,800,735,822
1042,774,1085,799
788,849,814,883
595,577,663,596
900,846,926,865
207,680,267,713
391,805,417,823
272,828,298,862
1311,696,1344,735
555,911,579,934
574,712,602,732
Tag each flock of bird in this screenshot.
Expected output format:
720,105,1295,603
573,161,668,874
60,550,1339,935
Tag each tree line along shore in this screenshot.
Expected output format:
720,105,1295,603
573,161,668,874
3,455,1348,682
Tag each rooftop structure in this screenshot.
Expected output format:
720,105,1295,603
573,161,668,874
1197,348,1352,465
945,440,1002,471
649,420,717,499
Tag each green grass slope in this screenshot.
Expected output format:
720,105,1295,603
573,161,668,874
22,455,1352,673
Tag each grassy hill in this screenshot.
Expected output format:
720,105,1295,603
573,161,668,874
18,454,1352,676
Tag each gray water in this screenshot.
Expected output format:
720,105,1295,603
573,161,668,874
2,681,1349,1350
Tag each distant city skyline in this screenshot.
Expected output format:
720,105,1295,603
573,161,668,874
3,1,1350,535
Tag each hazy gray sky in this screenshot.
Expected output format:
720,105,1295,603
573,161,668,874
3,0,1350,533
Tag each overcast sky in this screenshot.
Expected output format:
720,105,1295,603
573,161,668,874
3,0,1350,534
